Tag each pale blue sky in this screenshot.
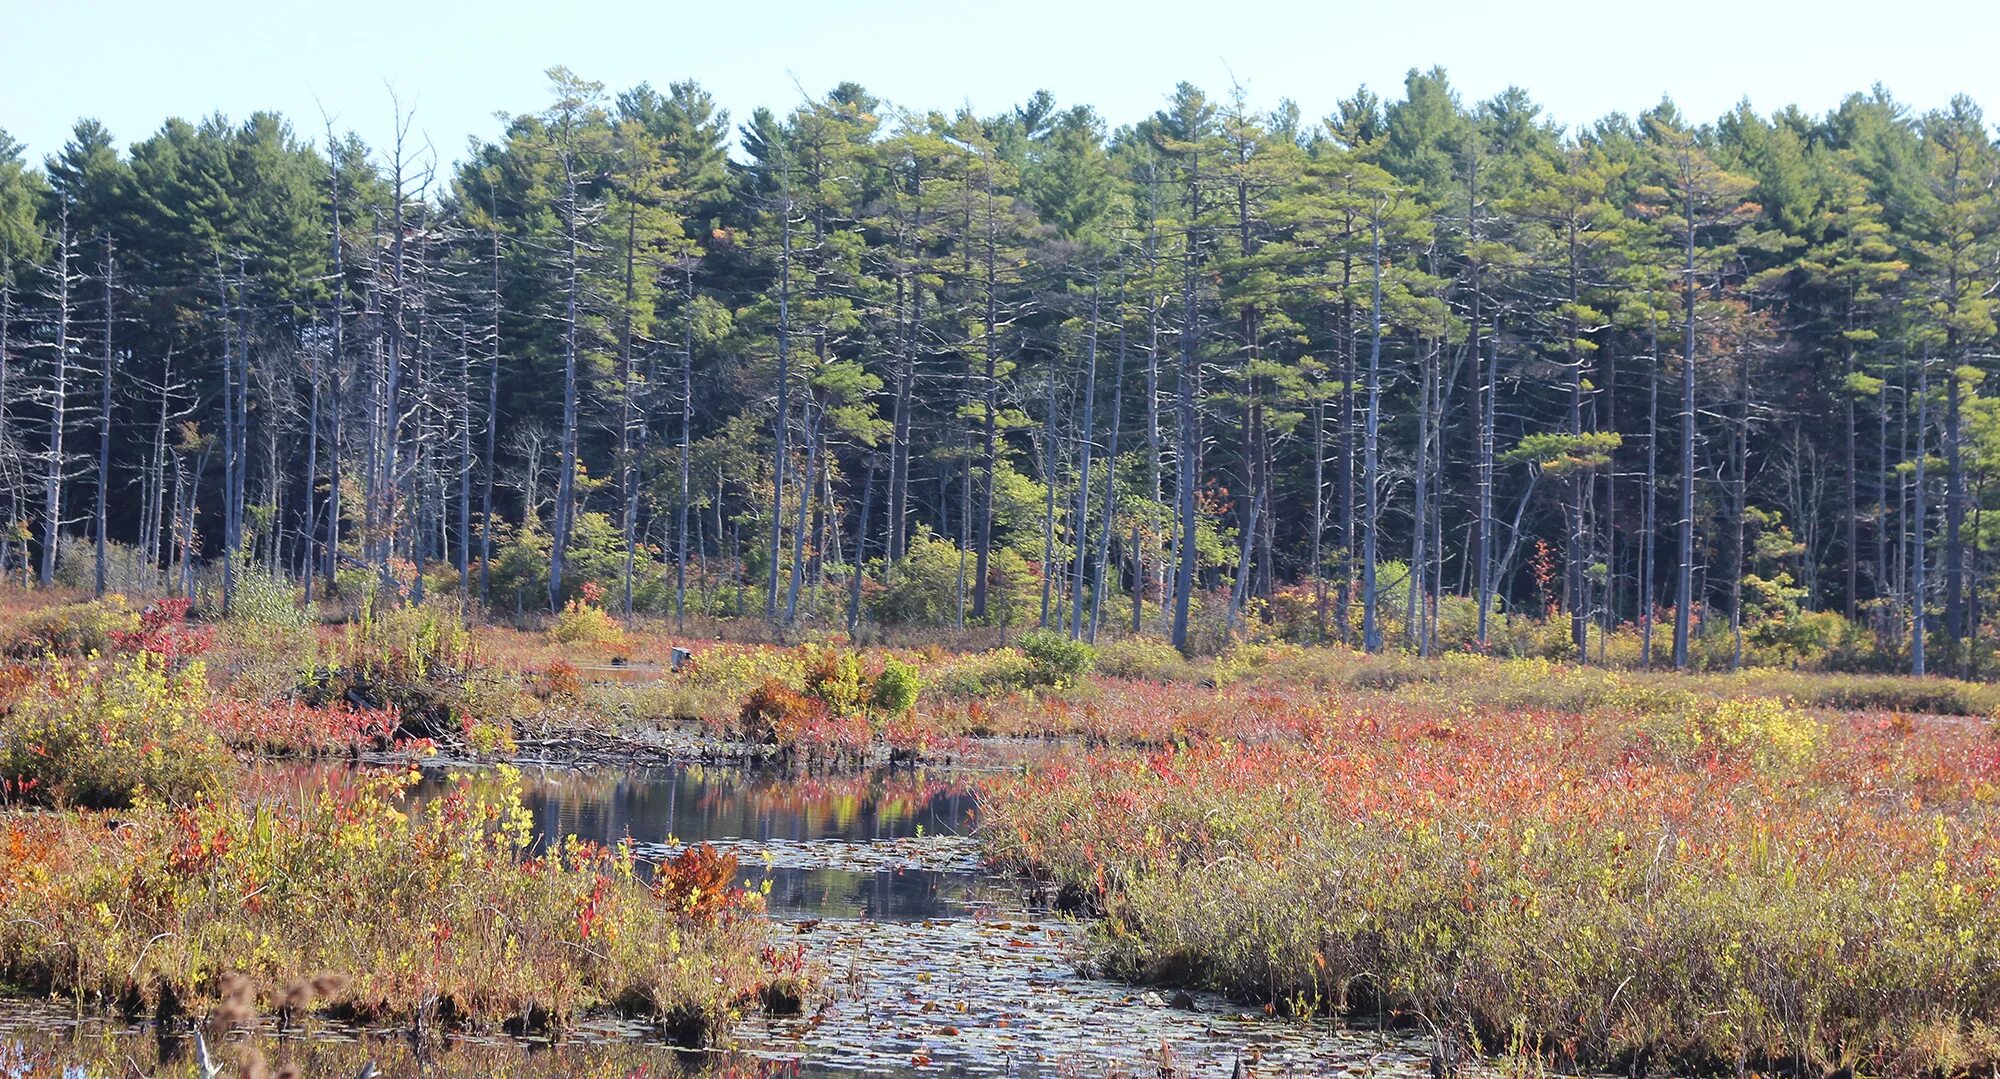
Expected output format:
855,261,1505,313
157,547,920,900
4,0,1996,168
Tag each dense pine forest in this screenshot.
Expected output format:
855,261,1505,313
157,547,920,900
1,68,1996,673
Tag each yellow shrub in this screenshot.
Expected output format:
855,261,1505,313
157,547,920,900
1659,696,1824,770
548,599,626,647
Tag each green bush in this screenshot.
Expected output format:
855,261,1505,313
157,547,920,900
1018,629,1095,689
868,531,1038,627
224,568,310,630
803,648,868,716
871,657,922,716
4,597,139,660
1092,637,1192,682
0,652,236,807
933,648,1033,698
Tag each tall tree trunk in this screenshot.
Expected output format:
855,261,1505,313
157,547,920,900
1361,214,1384,653
1642,316,1660,667
478,228,500,604
40,211,70,587
549,162,582,611
766,201,793,621
847,460,875,636
1673,184,1698,671
1069,286,1098,639
1478,315,1497,648
1091,276,1127,642
1914,349,1930,676
677,266,694,630
94,238,113,596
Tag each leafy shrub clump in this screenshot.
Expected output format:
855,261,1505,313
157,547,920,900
1017,629,1095,689
932,648,1032,698
0,652,234,807
802,648,869,716
538,659,585,701
302,595,473,737
737,678,825,745
4,596,139,660
1657,695,1824,770
871,658,922,716
223,569,311,630
204,698,397,757
1092,638,1192,683
549,582,625,647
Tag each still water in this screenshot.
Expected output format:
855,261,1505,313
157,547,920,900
2,761,1437,1078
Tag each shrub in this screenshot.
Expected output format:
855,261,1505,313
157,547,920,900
652,843,748,923
204,698,397,756
1659,696,1825,770
51,537,163,596
539,659,585,701
1092,637,1192,683
871,658,922,716
0,653,234,807
736,678,824,744
803,648,868,716
462,714,519,757
933,648,1033,698
4,597,139,660
108,598,214,670
549,584,626,647
224,569,310,631
1017,629,1094,689
867,531,1039,627
306,594,474,737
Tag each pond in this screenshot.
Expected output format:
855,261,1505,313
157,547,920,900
2,760,1440,1078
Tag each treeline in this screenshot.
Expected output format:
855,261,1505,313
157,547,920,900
0,68,1996,672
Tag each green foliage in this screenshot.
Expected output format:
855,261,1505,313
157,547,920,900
1092,637,1192,683
932,648,1033,698
868,532,1037,627
548,582,626,647
870,657,922,716
802,647,868,716
3,597,138,659
1017,629,1095,689
223,568,311,631
0,653,234,807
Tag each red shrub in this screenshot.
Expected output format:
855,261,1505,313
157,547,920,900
652,843,745,923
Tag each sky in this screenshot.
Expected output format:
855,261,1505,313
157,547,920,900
4,0,1998,170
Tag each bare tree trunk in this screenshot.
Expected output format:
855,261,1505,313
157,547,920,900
766,200,792,621
847,460,875,636
1642,316,1660,667
1673,180,1698,672
1069,285,1098,639
1090,274,1126,642
94,238,113,595
478,227,500,604
1478,315,1497,648
1914,348,1929,676
1408,334,1431,652
1361,213,1384,653
549,154,582,610
677,266,694,630
40,212,71,589
974,176,1000,619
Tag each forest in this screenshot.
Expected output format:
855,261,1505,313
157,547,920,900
5,62,2000,1079
0,68,1997,672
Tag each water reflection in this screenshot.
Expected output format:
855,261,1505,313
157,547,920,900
7,762,1438,1077
417,764,988,921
